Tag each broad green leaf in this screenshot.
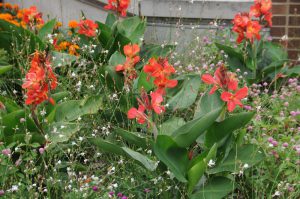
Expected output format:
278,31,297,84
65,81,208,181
262,42,288,62
0,65,12,75
46,122,81,145
172,108,222,148
194,91,224,119
187,144,217,193
191,177,235,199
96,21,113,48
113,128,147,148
2,110,38,136
153,135,188,182
45,91,70,119
205,112,254,147
208,144,265,174
117,16,146,44
107,33,131,59
282,65,300,77
215,43,243,61
122,147,157,171
38,19,56,40
51,51,77,67
168,75,201,110
89,138,125,156
0,96,21,113
159,117,186,136
54,96,103,122
105,13,117,27
109,51,126,66
134,71,155,92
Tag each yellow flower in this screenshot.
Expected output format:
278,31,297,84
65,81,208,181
55,21,63,29
0,13,13,21
4,3,12,9
58,41,70,51
68,20,78,29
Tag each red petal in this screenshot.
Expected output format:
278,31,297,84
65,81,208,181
209,85,218,95
227,101,236,112
201,74,215,85
127,108,138,119
221,91,233,102
115,64,124,71
166,79,178,88
235,87,248,99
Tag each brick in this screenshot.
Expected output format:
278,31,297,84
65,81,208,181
288,50,300,60
290,0,300,3
288,39,300,49
273,5,288,15
290,4,300,15
273,16,286,26
289,16,300,26
271,27,286,37
288,28,300,37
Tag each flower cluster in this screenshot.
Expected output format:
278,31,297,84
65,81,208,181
202,65,248,112
78,19,98,37
143,57,178,95
0,3,26,27
127,58,178,124
116,44,140,83
22,52,57,107
232,0,272,43
104,0,130,17
54,40,80,56
22,6,44,27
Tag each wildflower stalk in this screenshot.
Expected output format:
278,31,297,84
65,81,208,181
30,107,45,135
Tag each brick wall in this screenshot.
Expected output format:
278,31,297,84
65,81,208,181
272,0,300,61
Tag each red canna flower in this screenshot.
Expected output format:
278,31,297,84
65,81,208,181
150,91,165,114
246,21,261,42
264,12,272,27
233,13,250,28
104,0,130,17
143,57,178,94
78,19,98,37
22,6,44,25
259,0,272,14
22,52,57,106
115,44,140,82
221,87,248,112
201,65,238,94
250,3,261,17
127,105,147,124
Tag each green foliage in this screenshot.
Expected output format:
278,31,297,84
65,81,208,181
38,19,56,40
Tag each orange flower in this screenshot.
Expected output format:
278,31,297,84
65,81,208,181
68,44,80,56
55,21,62,29
78,19,98,37
4,3,12,9
0,13,13,21
68,20,78,29
246,21,261,42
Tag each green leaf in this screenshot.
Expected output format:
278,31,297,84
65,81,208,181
215,43,244,61
194,91,224,119
172,108,222,148
191,177,235,199
168,75,201,110
105,13,117,27
282,65,300,77
153,135,189,182
96,21,113,48
159,117,186,136
122,147,157,171
134,71,155,92
46,122,81,145
54,96,103,122
89,138,125,156
208,144,265,174
117,16,146,45
205,112,254,147
0,65,12,75
187,144,217,193
0,96,21,113
38,19,57,40
109,51,126,66
113,128,147,148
